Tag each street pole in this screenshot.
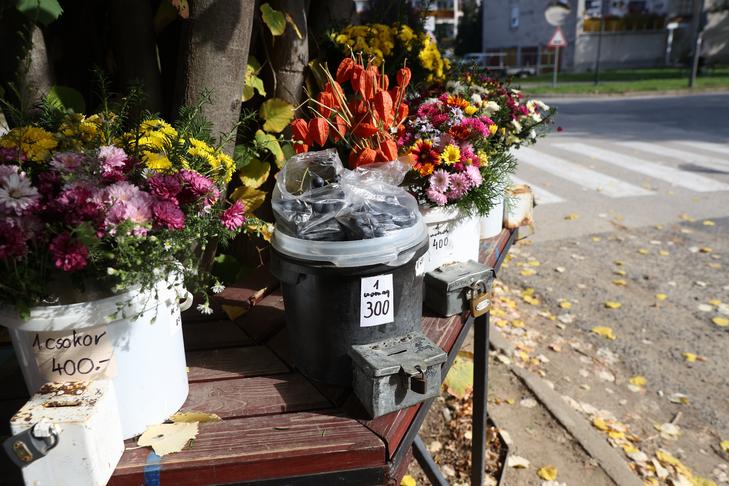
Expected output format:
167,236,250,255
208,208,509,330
593,0,606,85
688,0,705,87
553,46,560,86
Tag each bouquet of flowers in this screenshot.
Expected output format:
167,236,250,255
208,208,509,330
290,56,411,168
0,102,262,316
329,23,449,83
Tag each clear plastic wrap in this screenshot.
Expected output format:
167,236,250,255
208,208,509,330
272,149,419,241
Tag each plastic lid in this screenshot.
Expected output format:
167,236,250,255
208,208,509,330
272,219,428,267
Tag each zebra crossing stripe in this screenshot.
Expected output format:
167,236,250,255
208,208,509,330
555,142,729,193
676,140,729,158
516,147,654,198
511,176,565,205
618,141,729,172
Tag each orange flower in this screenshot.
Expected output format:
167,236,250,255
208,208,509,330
445,95,469,109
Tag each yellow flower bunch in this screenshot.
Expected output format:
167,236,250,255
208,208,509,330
56,114,103,150
331,24,448,81
0,126,58,162
187,138,235,183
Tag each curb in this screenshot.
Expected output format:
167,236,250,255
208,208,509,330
488,323,643,486
519,88,729,100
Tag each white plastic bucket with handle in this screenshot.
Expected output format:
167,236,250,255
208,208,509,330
480,195,505,239
0,277,192,439
420,206,481,273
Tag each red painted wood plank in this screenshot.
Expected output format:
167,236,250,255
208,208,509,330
214,267,278,308
235,290,286,343
180,374,331,420
267,327,292,366
186,346,289,383
183,319,253,351
110,412,386,486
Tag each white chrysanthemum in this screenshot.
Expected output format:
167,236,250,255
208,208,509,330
0,171,39,215
197,303,213,315
211,281,225,294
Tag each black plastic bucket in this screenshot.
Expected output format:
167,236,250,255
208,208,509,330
270,237,428,386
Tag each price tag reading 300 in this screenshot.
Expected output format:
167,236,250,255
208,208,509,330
360,274,395,327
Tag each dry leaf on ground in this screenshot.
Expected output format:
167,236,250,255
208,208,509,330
507,455,530,469
592,326,617,340
537,465,558,481
170,411,222,423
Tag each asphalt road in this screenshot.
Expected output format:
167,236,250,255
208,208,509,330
513,92,729,241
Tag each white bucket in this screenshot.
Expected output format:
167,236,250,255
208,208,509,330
420,206,481,273
480,196,505,239
0,278,193,439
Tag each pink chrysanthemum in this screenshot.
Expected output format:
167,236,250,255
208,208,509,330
49,233,88,271
221,201,246,231
426,188,448,206
0,169,40,216
465,165,483,188
103,182,153,231
51,152,84,172
447,173,470,201
429,169,450,193
98,146,129,181
53,184,103,226
178,169,216,204
152,200,185,230
148,174,181,203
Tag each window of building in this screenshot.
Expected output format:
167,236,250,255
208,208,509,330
510,5,520,28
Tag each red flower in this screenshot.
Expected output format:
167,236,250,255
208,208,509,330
49,233,88,272
308,118,329,147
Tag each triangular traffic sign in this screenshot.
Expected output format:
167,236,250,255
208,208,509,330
547,27,567,48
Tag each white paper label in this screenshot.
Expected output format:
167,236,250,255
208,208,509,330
360,274,394,327
414,255,425,277
429,224,451,259
30,327,115,382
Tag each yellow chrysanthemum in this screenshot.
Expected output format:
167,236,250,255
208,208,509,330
489,124,498,135
0,126,57,162
398,25,415,44
217,152,235,183
440,144,460,165
464,105,478,116
476,151,489,166
143,151,173,171
187,138,218,167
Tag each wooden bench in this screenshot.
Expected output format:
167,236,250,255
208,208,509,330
0,229,515,486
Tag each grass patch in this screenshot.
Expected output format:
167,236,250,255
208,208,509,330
519,67,729,95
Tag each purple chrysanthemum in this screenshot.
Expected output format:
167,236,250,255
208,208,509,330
152,200,185,230
221,201,246,230
98,145,129,181
426,188,448,206
49,233,88,271
148,174,182,203
447,173,470,201
429,169,450,193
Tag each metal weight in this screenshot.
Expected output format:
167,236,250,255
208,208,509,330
469,280,491,318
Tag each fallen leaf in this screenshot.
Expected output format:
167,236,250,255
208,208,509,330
527,259,541,267
564,213,578,220
638,248,649,255
137,422,199,456
712,316,729,327
614,260,624,266
537,465,558,481
629,375,647,387
721,440,729,453
170,411,222,423
614,269,627,276
507,455,530,469
697,304,714,312
559,300,572,309
221,304,247,321
683,352,698,362
555,266,566,273
656,293,668,301
521,268,537,277
557,314,574,324
679,213,695,222
708,299,722,306
400,475,416,486
592,326,616,340
612,279,627,287
428,440,442,453
593,416,609,431
657,422,680,440
443,354,473,399
700,247,713,254
659,250,670,256
520,398,538,408
703,220,715,226
592,236,602,242
604,301,622,309
668,393,689,404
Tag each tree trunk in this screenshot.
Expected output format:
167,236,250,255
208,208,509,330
176,0,255,155
25,25,54,107
268,0,309,106
109,0,163,114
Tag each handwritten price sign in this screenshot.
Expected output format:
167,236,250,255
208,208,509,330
360,274,395,327
31,327,115,382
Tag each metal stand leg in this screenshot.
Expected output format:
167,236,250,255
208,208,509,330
471,313,490,486
413,435,449,486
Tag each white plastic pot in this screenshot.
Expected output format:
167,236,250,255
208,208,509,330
480,195,505,239
420,206,481,273
0,278,193,439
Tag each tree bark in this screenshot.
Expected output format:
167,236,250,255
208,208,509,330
25,25,54,107
268,0,309,106
176,0,256,155
109,0,163,114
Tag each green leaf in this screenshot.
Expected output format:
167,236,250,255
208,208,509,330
260,3,285,36
46,85,86,113
238,158,270,189
16,0,63,25
242,56,266,102
285,12,303,39
233,144,256,169
254,130,284,166
281,141,295,162
259,98,294,133
230,186,266,212
443,353,473,399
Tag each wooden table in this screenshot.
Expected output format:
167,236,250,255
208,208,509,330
0,229,515,486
